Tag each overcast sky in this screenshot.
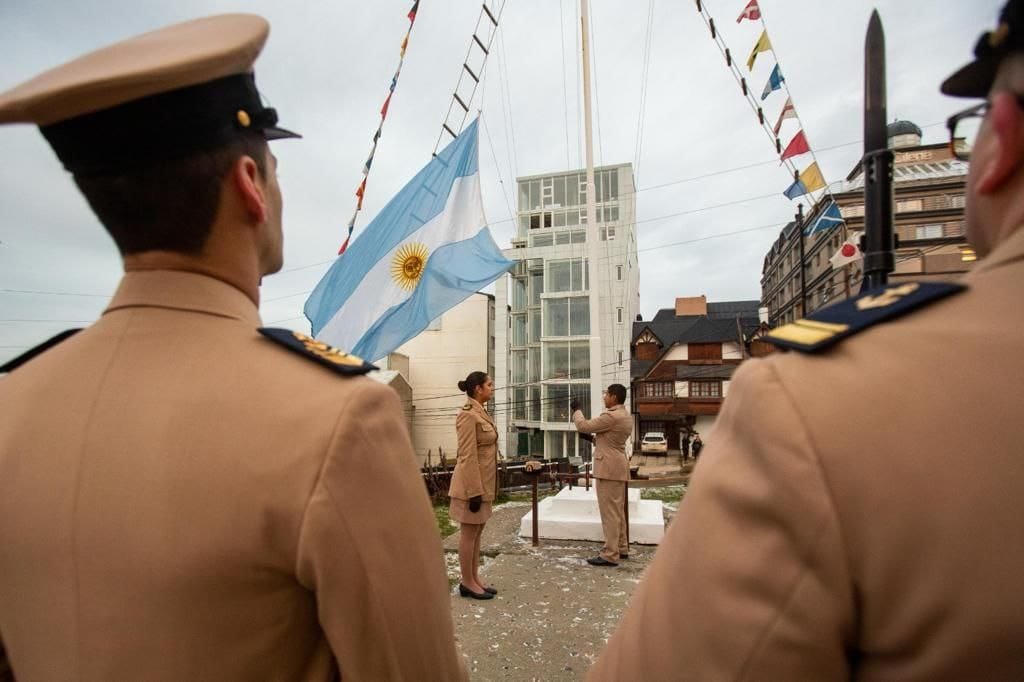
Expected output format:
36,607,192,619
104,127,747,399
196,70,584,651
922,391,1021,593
0,0,999,365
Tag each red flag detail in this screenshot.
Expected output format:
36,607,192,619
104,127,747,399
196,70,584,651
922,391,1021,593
780,130,809,161
338,236,351,255
355,179,366,210
773,97,796,135
381,92,393,119
736,0,761,23
408,1,419,22
841,243,857,257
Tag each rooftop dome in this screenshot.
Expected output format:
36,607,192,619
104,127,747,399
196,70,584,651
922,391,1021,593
887,119,922,138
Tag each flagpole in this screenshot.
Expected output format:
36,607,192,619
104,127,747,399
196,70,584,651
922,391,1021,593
580,0,603,420
796,202,806,316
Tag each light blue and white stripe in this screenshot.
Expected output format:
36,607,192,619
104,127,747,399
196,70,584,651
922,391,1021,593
304,119,513,362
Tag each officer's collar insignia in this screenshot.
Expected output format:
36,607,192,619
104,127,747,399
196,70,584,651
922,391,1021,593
0,329,81,373
765,281,966,354
258,328,376,375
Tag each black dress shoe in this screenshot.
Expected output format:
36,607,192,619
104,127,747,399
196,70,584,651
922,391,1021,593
459,584,494,600
483,586,498,595
586,556,619,567
619,553,629,559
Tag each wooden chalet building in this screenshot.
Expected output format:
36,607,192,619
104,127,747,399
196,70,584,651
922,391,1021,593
630,296,761,454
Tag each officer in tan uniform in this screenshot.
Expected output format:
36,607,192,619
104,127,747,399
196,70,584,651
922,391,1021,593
589,3,1024,680
449,371,499,600
0,15,465,681
571,384,632,567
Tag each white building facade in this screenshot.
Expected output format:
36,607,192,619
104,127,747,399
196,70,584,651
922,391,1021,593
384,292,495,467
495,163,640,460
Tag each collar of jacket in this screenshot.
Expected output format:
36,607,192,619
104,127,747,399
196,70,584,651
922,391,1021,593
465,397,494,422
968,224,1024,277
104,270,262,326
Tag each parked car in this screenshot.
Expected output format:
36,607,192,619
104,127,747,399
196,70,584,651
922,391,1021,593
641,432,668,454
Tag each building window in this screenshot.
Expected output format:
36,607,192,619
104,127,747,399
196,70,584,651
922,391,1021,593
545,341,590,380
548,259,588,293
544,297,590,336
617,307,624,324
616,264,623,281
951,195,966,208
618,350,623,366
916,224,944,239
897,198,923,213
641,382,673,398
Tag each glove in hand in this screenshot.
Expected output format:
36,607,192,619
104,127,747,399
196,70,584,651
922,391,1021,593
569,400,581,413
468,495,483,513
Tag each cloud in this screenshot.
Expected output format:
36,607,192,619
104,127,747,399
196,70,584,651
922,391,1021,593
0,0,998,363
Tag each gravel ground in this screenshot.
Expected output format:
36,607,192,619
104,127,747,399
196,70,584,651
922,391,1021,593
444,500,667,680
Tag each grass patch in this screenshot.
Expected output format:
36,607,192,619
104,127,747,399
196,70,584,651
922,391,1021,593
433,503,458,539
640,485,686,504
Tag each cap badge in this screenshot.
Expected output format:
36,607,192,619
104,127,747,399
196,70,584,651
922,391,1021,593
989,22,1010,48
237,109,251,127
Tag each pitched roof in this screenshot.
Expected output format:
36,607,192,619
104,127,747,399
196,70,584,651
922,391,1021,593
676,364,738,380
631,315,759,377
651,300,761,323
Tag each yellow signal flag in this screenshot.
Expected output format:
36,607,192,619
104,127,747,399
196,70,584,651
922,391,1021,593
799,162,826,193
746,30,772,70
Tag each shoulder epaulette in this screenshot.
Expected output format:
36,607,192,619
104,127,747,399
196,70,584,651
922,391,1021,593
765,281,966,354
258,328,376,376
462,404,472,411
0,329,81,373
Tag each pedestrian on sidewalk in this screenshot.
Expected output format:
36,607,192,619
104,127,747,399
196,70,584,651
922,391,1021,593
450,371,499,600
588,3,1024,679
680,430,690,462
571,384,632,567
691,433,703,460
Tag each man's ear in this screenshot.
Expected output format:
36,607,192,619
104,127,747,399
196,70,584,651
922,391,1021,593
231,155,267,223
976,91,1023,194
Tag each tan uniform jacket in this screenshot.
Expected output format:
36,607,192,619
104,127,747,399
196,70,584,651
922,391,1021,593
589,228,1024,681
448,398,498,502
0,270,465,682
573,405,631,481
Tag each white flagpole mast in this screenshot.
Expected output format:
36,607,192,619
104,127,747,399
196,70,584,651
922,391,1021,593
580,0,603,419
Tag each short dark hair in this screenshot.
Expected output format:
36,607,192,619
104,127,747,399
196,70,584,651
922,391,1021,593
607,384,627,405
73,134,268,256
458,371,490,399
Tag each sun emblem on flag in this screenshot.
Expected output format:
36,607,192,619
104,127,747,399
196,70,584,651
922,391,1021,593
391,242,429,291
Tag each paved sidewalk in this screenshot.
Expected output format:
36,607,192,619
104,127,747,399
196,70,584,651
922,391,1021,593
443,500,668,680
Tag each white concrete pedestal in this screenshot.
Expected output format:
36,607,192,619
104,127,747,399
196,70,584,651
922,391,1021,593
519,485,665,544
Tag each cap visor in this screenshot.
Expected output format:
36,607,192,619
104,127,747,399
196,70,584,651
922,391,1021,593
941,57,998,97
264,125,301,141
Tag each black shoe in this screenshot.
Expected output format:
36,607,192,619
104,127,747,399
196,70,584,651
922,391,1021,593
459,584,494,600
483,586,498,595
586,556,619,567
619,553,629,559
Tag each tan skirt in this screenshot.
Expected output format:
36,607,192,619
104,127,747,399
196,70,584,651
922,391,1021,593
449,497,493,524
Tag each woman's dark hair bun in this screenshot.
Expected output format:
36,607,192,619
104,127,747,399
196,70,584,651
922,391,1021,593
457,380,467,392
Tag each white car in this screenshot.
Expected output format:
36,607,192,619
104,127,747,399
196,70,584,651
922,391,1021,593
641,432,668,454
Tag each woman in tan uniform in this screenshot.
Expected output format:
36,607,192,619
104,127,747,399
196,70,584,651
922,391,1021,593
449,371,498,600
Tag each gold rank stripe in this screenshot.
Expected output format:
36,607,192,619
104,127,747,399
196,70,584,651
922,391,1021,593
766,318,850,346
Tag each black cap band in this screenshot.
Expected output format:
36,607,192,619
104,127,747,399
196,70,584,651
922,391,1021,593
40,73,298,176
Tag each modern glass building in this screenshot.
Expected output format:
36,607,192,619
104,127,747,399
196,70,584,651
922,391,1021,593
494,162,640,460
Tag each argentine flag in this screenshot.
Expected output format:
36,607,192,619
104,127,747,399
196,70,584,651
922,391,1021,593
304,119,512,362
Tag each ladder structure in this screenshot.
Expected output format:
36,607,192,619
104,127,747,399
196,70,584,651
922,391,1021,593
432,0,507,156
